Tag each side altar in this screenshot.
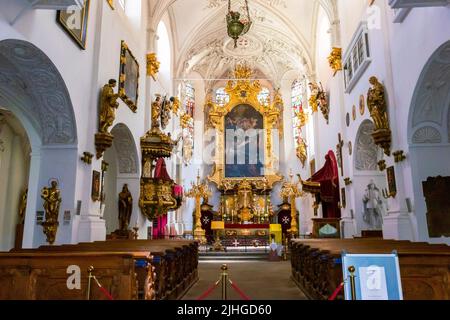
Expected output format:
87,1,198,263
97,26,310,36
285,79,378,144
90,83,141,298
204,65,285,245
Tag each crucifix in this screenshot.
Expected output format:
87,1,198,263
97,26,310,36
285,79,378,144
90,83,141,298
336,133,344,177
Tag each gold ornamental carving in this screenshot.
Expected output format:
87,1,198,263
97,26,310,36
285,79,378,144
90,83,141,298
186,172,211,244
146,53,160,81
41,180,62,245
280,172,304,237
367,76,392,156
296,137,307,169
308,82,329,123
207,65,283,191
328,47,342,76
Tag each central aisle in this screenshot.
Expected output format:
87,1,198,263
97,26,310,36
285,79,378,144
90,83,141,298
182,261,308,300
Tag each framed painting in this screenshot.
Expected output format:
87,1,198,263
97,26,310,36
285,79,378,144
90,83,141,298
386,166,397,198
91,170,101,201
119,41,140,112
57,0,90,50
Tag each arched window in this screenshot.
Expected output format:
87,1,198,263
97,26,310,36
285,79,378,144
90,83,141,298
184,83,195,118
215,87,229,106
291,80,304,147
157,21,171,87
182,83,195,165
258,87,270,105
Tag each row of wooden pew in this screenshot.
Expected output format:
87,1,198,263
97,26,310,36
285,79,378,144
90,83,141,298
0,239,198,300
290,239,450,300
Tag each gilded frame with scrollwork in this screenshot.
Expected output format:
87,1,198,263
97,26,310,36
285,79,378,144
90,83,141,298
207,66,282,191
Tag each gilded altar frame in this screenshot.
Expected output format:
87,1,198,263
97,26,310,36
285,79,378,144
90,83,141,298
207,66,283,191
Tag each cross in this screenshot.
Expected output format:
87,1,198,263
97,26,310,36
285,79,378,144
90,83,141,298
336,133,344,177
232,239,240,247
282,216,290,225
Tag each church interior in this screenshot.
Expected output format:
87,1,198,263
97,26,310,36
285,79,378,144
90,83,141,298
0,0,449,301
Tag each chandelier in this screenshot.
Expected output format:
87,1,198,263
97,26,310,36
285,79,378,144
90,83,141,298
227,0,252,48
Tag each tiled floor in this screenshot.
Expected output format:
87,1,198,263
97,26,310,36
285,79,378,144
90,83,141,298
182,260,308,300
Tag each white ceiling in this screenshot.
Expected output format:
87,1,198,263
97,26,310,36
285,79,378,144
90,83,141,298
149,0,337,86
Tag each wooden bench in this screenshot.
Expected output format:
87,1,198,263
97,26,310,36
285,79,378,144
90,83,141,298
290,239,450,300
4,239,198,300
0,251,147,300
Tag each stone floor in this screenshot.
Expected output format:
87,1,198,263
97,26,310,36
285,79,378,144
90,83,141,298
182,260,308,300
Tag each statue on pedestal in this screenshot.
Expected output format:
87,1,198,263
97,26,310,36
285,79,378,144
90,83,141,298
362,180,384,230
118,184,133,231
99,79,120,134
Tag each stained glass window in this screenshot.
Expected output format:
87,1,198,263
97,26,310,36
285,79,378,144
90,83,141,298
291,80,304,147
185,83,195,118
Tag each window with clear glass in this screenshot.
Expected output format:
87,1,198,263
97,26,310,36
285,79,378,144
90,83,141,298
258,87,270,105
215,87,229,106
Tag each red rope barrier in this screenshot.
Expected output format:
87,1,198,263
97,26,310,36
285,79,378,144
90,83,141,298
93,276,114,300
328,282,344,301
229,280,250,301
197,279,221,301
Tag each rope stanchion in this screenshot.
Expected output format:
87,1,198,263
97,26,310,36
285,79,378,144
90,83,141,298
197,279,221,301
92,275,114,300
229,279,250,301
328,282,344,301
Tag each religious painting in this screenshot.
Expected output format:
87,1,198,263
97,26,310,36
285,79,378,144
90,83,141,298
57,0,90,50
352,105,357,121
386,166,397,197
119,41,139,112
422,176,450,237
224,104,264,178
341,188,346,209
91,170,101,201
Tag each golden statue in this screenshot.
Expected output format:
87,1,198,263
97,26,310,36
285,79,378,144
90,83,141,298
296,136,308,168
18,188,28,225
99,79,120,133
328,47,342,76
161,96,172,130
151,94,162,130
367,76,389,130
367,76,391,156
118,184,133,231
41,180,62,244
308,82,320,113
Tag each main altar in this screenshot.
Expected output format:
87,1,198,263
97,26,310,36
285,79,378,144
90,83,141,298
205,65,284,245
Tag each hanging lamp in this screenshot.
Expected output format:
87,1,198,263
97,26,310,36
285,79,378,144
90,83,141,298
227,0,252,48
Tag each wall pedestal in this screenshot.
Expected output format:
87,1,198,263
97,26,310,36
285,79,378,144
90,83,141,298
77,215,106,242
341,216,356,238
382,211,415,240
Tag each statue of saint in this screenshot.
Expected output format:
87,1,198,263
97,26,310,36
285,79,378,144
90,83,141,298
151,94,162,130
362,180,384,230
367,76,388,131
161,96,172,130
41,181,62,223
118,184,133,231
99,79,120,133
18,188,28,225
308,82,320,112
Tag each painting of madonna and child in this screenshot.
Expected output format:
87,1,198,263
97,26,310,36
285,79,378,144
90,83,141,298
225,104,265,178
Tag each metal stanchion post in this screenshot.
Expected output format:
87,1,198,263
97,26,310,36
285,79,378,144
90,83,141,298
87,266,94,300
348,266,357,300
221,264,228,301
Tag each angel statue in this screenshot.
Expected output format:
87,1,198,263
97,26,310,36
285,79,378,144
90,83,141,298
99,79,120,133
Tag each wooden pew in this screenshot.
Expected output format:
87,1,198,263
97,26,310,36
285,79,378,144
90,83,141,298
0,251,148,300
6,239,198,300
290,239,450,300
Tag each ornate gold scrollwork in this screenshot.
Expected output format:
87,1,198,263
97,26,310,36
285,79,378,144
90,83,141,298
206,65,282,191
328,47,343,76
147,53,160,80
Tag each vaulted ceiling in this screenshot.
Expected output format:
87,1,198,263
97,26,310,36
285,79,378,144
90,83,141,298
149,0,338,86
